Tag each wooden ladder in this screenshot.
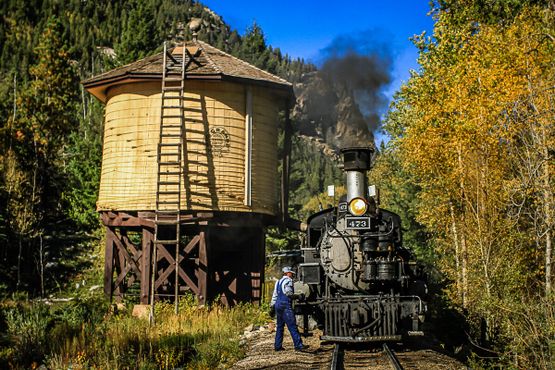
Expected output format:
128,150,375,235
151,42,186,321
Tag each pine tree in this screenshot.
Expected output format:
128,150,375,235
115,0,158,64
61,101,103,229
240,22,268,68
6,16,79,290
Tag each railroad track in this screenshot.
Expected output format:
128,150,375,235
329,343,405,370
382,343,404,370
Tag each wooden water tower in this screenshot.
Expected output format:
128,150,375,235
82,40,294,306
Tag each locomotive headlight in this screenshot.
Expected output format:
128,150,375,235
348,197,368,216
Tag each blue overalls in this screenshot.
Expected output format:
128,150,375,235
274,277,303,350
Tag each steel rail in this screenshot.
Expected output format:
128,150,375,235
383,343,404,370
330,343,343,370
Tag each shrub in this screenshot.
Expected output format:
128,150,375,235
4,303,51,366
502,296,555,369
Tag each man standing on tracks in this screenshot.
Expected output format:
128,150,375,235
270,266,309,352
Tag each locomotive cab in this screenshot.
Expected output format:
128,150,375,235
297,147,427,342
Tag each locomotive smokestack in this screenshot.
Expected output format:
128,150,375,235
341,147,373,203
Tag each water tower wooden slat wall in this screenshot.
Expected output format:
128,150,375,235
83,41,294,305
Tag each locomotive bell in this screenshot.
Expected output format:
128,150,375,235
340,147,374,205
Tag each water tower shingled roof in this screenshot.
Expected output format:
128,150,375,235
82,40,294,103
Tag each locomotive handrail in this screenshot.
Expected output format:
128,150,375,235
306,294,424,311
325,229,395,238
324,220,395,239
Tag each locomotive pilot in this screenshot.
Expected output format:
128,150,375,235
270,266,309,352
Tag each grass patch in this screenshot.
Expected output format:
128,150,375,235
0,293,269,369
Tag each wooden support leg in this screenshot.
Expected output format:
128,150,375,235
104,226,116,301
113,228,126,302
141,228,153,304
198,230,208,304
228,273,237,305
251,229,265,304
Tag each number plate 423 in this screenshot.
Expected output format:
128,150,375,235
345,216,371,230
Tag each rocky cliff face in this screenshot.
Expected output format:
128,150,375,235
293,73,375,152
292,52,390,154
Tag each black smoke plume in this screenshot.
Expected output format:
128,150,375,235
293,31,392,149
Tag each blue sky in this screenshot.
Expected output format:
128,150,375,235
202,1,434,97
201,1,435,144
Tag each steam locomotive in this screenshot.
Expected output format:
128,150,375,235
295,147,427,342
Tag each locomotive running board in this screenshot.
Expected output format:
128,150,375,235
321,335,402,342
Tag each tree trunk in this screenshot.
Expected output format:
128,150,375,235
16,237,22,288
542,126,553,295
450,202,463,303
39,233,44,297
457,146,468,308
12,73,17,123
461,230,468,307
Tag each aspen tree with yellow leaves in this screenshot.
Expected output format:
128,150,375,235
384,3,555,367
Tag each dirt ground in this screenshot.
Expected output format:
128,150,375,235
231,323,468,370
231,323,331,369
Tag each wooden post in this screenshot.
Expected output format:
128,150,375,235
113,228,126,302
259,229,266,302
141,228,153,304
198,230,208,304
104,226,115,300
251,228,265,303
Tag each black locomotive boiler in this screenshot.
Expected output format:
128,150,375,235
295,147,427,342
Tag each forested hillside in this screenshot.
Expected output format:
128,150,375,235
0,0,325,294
